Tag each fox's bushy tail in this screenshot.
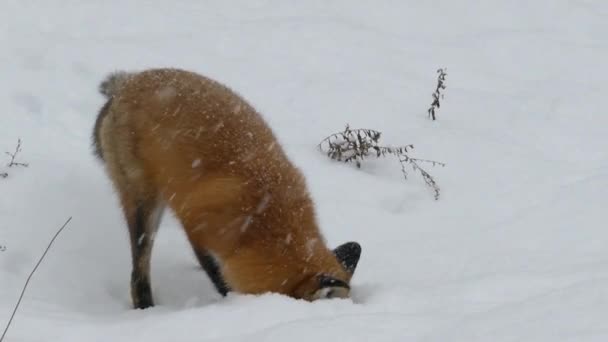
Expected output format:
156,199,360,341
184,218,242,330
99,71,131,98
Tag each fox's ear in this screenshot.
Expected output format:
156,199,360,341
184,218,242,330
333,241,361,275
311,275,350,300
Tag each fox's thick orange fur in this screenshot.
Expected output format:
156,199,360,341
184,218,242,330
94,68,358,308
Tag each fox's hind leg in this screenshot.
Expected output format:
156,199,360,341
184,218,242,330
102,165,163,309
120,193,164,309
96,109,164,308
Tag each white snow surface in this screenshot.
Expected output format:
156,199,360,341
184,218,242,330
1,1,607,341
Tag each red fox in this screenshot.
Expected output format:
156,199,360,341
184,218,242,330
93,68,361,309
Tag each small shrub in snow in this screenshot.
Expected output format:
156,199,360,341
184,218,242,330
318,125,445,200
428,68,447,121
1,138,28,179
6,138,28,168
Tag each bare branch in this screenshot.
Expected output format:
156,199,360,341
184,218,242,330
0,217,73,342
6,138,29,168
409,158,446,167
399,155,443,200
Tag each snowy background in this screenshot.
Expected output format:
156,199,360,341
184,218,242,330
1,1,607,341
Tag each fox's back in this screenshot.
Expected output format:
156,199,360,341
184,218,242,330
112,69,290,181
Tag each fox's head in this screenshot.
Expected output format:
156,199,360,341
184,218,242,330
222,240,362,301
292,241,362,301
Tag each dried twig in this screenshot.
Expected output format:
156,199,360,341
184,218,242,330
398,155,444,200
0,217,73,342
5,139,29,168
428,68,447,121
319,125,445,199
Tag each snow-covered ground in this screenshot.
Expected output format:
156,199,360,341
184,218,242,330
1,1,607,341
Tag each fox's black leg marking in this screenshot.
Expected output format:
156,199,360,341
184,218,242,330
194,249,231,296
131,270,154,309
